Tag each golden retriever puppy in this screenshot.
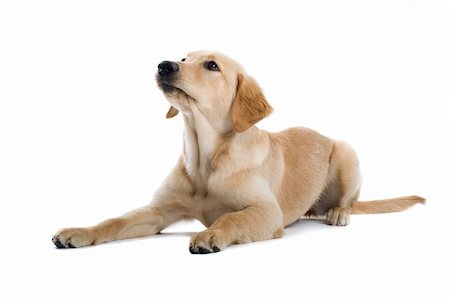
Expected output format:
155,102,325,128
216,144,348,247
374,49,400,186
52,50,425,253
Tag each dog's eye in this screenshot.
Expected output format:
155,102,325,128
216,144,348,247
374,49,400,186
181,58,186,62
205,61,220,71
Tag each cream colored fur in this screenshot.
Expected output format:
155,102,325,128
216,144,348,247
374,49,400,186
52,51,425,253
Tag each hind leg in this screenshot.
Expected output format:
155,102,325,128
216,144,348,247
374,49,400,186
326,141,362,226
313,141,362,226
326,203,355,226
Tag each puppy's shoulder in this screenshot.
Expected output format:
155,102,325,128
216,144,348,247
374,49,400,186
269,126,332,144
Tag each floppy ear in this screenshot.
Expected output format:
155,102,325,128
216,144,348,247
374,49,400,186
231,74,273,132
166,106,179,118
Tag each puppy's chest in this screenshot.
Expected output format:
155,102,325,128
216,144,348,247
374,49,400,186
185,161,228,198
183,137,233,196
184,168,236,227
193,194,235,227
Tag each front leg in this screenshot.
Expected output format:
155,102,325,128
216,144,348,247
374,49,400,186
52,201,185,248
52,159,194,248
189,202,284,254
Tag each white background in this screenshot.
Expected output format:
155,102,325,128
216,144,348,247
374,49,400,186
1,1,449,298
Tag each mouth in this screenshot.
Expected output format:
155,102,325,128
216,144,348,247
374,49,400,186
156,75,193,99
161,82,183,93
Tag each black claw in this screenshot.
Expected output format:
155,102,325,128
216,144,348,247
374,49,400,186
67,242,76,248
198,246,211,254
212,246,221,253
53,238,66,249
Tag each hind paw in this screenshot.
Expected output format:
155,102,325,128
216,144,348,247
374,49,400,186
326,207,350,226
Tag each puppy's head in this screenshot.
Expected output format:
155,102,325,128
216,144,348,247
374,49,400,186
156,50,272,133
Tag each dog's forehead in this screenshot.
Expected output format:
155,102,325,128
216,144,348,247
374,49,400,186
186,51,223,64
186,50,244,72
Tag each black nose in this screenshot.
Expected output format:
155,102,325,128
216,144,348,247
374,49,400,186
158,61,179,76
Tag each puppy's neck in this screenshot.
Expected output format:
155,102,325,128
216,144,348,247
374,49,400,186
182,107,222,189
180,105,265,194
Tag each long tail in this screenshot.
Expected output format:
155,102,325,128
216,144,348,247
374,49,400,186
351,195,425,214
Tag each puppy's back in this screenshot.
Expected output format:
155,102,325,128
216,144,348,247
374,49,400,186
268,127,334,225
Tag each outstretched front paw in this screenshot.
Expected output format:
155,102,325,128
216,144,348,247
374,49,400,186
52,227,94,249
189,229,225,254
